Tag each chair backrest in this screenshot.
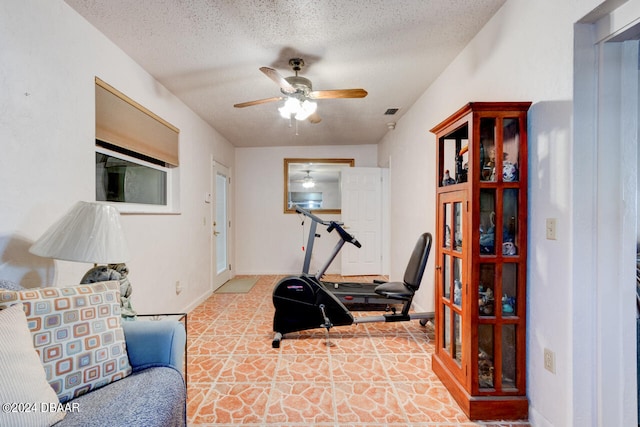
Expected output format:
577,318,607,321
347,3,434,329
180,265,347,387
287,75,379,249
403,232,432,291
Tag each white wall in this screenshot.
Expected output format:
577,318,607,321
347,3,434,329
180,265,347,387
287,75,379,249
0,0,235,314
379,0,623,426
234,144,377,275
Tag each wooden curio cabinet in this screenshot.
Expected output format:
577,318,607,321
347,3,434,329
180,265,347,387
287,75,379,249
430,102,531,420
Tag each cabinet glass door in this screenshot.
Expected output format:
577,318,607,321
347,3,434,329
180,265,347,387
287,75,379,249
502,324,517,389
439,126,469,186
502,263,518,316
478,324,494,388
479,190,496,255
478,264,496,316
437,191,466,373
480,118,496,182
503,189,519,257
502,118,521,183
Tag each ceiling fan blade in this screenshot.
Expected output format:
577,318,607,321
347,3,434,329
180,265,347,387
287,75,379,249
233,96,283,108
309,88,368,99
308,112,322,124
260,67,296,94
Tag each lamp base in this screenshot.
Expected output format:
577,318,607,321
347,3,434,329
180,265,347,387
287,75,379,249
81,264,137,318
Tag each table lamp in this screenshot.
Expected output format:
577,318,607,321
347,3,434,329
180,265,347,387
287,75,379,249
29,201,136,317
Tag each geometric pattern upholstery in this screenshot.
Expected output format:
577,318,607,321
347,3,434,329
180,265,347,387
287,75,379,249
0,281,132,402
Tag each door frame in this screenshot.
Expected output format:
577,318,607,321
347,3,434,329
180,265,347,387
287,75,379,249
573,8,639,425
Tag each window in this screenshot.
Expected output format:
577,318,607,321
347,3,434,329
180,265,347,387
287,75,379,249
96,145,169,207
95,77,180,213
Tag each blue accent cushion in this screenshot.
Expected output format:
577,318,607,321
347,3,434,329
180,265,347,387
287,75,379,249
122,320,185,373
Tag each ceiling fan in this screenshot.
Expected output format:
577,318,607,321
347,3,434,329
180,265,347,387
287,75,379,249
233,58,368,124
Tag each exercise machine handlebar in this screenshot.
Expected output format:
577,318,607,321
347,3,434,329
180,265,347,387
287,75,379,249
327,221,361,248
294,205,361,278
295,206,360,247
295,205,334,226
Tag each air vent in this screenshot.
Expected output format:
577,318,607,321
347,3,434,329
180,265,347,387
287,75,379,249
384,108,400,115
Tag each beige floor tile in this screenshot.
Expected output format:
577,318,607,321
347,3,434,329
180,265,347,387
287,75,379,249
186,274,531,426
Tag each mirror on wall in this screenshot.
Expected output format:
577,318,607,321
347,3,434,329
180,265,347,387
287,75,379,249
284,158,354,214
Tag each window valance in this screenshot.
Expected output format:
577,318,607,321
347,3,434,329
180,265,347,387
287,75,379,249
95,77,179,166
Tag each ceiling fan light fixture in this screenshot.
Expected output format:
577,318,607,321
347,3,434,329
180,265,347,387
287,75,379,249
296,99,317,121
278,97,299,119
278,98,317,121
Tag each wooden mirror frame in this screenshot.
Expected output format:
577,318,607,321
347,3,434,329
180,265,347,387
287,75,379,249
284,158,354,214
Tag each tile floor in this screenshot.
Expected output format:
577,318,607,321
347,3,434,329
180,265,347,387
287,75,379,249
186,275,531,427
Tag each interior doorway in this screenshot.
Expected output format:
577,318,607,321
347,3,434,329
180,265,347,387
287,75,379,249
598,33,639,426
212,161,231,290
574,8,640,425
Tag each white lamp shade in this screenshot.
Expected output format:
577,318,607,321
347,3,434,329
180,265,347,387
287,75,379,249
29,201,130,264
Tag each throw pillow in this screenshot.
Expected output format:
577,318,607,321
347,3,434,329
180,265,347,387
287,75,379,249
0,303,66,426
0,281,132,402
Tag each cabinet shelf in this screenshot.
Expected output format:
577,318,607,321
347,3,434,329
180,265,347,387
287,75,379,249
431,102,531,420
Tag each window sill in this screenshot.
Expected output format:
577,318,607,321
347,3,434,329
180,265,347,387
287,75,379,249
98,202,181,215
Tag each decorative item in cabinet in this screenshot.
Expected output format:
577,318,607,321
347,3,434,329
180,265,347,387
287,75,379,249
431,102,531,421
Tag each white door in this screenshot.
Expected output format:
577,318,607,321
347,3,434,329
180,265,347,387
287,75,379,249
212,161,231,290
340,167,383,275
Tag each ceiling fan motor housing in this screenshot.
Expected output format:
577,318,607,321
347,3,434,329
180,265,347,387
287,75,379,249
283,76,312,97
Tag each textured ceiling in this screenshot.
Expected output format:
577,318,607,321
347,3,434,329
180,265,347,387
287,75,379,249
65,0,506,148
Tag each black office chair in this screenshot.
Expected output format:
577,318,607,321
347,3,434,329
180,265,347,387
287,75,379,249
374,232,432,317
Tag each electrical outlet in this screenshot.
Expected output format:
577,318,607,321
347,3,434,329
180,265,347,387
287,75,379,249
546,218,557,240
544,348,556,373
175,280,183,295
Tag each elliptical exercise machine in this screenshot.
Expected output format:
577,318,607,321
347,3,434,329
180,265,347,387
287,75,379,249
271,223,435,348
294,205,399,308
